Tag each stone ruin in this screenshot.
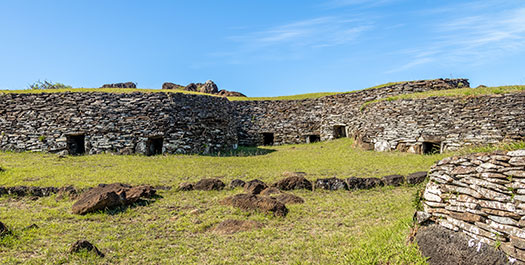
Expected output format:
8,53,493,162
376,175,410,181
162,80,247,97
0,78,523,155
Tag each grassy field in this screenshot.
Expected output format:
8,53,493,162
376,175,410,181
1,138,520,264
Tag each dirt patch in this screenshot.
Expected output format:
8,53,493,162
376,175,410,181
212,219,263,234
221,193,288,217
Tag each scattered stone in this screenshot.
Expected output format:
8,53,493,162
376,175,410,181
414,211,431,224
273,176,312,191
416,225,508,265
406,171,428,185
193,179,225,191
212,219,263,234
161,82,184,90
70,240,105,257
217,90,247,97
260,187,282,196
229,179,246,189
273,193,305,204
56,186,78,200
314,178,348,190
100,82,136,89
346,177,384,190
221,193,288,217
244,179,267,195
177,182,194,191
382,174,404,186
0,222,9,236
126,185,156,203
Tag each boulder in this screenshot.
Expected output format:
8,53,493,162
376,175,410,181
126,185,156,203
416,224,508,265
177,182,194,191
70,240,105,257
212,219,263,234
406,171,428,185
382,174,404,186
0,221,9,236
184,83,199,92
100,82,136,89
199,80,219,94
273,176,312,191
221,193,288,217
260,187,282,196
229,179,246,189
161,82,184,90
193,178,225,191
217,90,247,97
244,179,268,195
314,178,348,190
274,193,304,204
346,177,384,190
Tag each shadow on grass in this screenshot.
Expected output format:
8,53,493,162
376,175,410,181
204,146,276,157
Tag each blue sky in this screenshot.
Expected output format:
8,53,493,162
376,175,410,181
1,0,524,96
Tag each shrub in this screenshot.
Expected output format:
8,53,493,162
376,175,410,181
28,80,72,90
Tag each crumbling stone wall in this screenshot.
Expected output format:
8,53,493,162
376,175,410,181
355,93,525,153
419,149,525,263
233,78,469,146
0,92,237,155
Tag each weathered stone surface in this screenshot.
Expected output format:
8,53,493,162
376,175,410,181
126,185,156,203
70,240,104,257
382,174,404,186
314,177,348,190
221,194,288,217
193,179,225,191
229,179,246,189
177,182,194,191
273,193,304,204
101,82,136,89
244,179,267,195
414,211,431,224
346,177,384,190
199,80,219,94
259,187,281,196
161,82,184,90
416,224,508,265
212,219,263,234
406,171,428,185
217,90,247,97
273,176,312,191
509,150,525,157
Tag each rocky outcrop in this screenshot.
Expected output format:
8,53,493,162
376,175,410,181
100,82,136,89
163,80,247,97
218,90,246,97
161,82,184,90
417,149,525,263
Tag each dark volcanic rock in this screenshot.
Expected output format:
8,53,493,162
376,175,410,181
244,179,268,195
56,186,78,200
382,174,404,186
314,178,348,190
193,178,225,191
416,224,508,265
212,219,263,234
7,186,28,196
0,221,9,236
199,80,219,94
274,193,304,204
260,187,281,196
406,171,428,185
70,240,105,257
162,82,184,90
217,90,247,97
346,177,384,190
184,83,199,92
0,187,6,196
126,185,156,203
221,193,288,217
177,182,194,191
101,82,136,89
229,179,246,189
273,176,313,191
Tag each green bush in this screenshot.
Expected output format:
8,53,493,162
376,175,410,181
28,80,72,90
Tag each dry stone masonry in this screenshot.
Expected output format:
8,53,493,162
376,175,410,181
418,149,525,263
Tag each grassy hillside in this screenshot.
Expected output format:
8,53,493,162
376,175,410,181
0,138,447,264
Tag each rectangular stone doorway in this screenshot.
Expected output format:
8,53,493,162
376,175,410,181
67,134,85,155
422,141,441,154
334,125,347,139
307,135,321,143
146,137,163,156
262,133,274,146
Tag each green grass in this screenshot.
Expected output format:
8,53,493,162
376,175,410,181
4,138,518,264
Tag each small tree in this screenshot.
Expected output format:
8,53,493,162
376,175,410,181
28,80,72,90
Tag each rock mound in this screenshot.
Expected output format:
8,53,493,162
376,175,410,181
381,174,404,186
217,90,246,97
416,224,508,265
274,193,304,204
100,82,136,89
244,179,267,194
164,80,247,97
221,193,288,217
193,178,225,191
315,178,348,190
260,187,281,196
70,240,105,257
273,175,312,191
346,177,384,190
71,183,156,215
212,219,263,234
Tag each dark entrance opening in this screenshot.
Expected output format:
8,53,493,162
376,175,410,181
334,125,347,139
146,137,163,156
262,133,274,146
67,134,85,155
307,135,321,143
422,141,441,154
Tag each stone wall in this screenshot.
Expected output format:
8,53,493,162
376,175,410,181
419,149,525,263
233,78,469,146
355,92,525,153
0,92,237,155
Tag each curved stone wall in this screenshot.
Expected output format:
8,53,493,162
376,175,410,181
0,92,237,155
419,149,525,262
